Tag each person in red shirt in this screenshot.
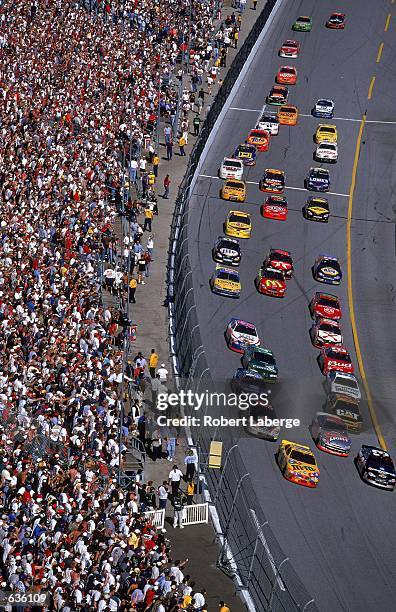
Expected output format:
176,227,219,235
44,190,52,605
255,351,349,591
163,174,171,199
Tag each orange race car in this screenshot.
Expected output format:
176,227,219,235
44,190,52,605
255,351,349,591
278,105,298,125
246,129,270,152
276,66,297,85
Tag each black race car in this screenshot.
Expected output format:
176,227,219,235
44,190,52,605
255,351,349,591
212,236,241,267
356,445,396,490
231,368,268,395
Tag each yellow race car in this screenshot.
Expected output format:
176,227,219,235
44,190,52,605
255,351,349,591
224,210,251,239
276,439,320,487
221,179,246,202
210,265,241,298
315,124,337,144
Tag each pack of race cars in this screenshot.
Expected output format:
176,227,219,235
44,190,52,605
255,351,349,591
208,12,395,491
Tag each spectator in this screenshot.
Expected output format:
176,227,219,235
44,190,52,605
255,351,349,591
149,349,159,378
179,134,187,156
193,115,202,136
143,206,154,232
169,465,184,496
185,449,198,481
158,482,169,510
219,601,231,612
157,363,169,383
172,490,186,529
163,175,171,199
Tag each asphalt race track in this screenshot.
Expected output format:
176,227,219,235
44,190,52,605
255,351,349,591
187,0,396,610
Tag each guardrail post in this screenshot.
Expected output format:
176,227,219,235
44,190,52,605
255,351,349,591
218,472,249,566
214,444,238,504
268,556,289,611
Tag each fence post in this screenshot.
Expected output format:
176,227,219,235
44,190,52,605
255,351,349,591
218,472,249,566
246,520,269,585
268,556,289,611
302,599,316,612
213,444,238,504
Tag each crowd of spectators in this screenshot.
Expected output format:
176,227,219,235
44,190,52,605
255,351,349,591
0,0,250,608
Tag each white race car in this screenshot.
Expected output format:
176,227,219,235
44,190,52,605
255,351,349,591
312,99,335,118
325,371,361,401
310,317,343,348
219,157,244,180
315,142,338,163
257,112,279,135
225,318,260,353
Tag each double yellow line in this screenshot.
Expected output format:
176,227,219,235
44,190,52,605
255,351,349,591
347,116,387,450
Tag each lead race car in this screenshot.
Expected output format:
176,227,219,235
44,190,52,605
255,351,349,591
261,195,288,220
225,318,260,353
312,255,342,285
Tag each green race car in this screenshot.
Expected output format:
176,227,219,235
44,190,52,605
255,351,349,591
292,15,312,31
242,346,278,382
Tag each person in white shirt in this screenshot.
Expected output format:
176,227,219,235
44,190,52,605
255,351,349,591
157,363,168,382
168,465,183,496
193,589,206,609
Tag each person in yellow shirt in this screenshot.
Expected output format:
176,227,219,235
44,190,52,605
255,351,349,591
129,276,137,303
182,593,192,608
149,349,159,378
153,154,160,177
143,206,154,232
179,135,186,156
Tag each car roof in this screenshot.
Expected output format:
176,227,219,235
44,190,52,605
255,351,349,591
225,178,245,186
271,248,291,256
265,168,284,174
316,412,346,425
229,318,256,328
318,254,338,261
223,157,242,164
228,210,250,218
324,345,349,355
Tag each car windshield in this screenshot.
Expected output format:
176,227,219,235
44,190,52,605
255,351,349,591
219,240,239,251
298,16,310,22
318,296,338,307
331,14,343,21
217,271,239,283
290,450,316,464
272,251,291,263
263,268,284,280
224,160,242,168
237,145,253,154
321,259,340,270
253,351,275,364
226,181,244,190
260,114,278,124
281,68,295,74
235,323,256,335
319,323,339,333
281,107,295,113
229,213,249,224
333,375,357,389
317,100,331,106
320,143,336,150
321,127,335,133
368,454,394,469
266,171,284,182
336,400,359,414
322,418,346,433
249,404,275,419
327,349,351,362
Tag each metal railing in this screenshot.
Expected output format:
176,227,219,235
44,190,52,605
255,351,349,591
167,1,318,610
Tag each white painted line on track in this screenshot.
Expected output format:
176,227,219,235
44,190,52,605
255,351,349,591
197,174,349,197
229,108,396,125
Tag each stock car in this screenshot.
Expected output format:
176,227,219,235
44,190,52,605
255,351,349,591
242,346,278,382
225,318,260,353
231,371,280,440
312,255,342,285
233,143,257,166
325,371,361,401
245,402,281,441
259,169,285,193
315,124,338,144
212,236,241,267
310,412,352,457
318,345,354,375
305,167,330,191
246,129,270,152
210,265,241,298
356,446,396,491
219,157,244,180
276,440,320,488
256,266,286,298
261,195,288,220
257,112,279,135
264,248,294,278
224,210,252,239
292,15,312,32
315,142,338,163
278,105,298,126
312,99,335,119
266,85,289,106
279,39,300,58
326,12,346,29
303,196,330,222
325,394,362,432
309,317,343,348
276,66,297,85
309,292,342,320
221,179,246,202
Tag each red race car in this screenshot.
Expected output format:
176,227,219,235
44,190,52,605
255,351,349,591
326,13,346,29
261,195,288,221
276,65,297,85
246,129,270,152
279,39,300,58
264,248,293,279
309,292,342,320
256,266,286,298
318,346,354,375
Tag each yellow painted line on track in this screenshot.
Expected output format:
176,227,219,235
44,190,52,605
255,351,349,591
376,42,384,63
367,76,376,100
347,114,388,451
384,13,391,30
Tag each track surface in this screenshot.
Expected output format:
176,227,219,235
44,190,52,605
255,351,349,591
187,0,396,610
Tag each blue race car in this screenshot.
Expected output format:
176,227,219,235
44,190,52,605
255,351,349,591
312,255,342,285
233,143,257,166
305,167,330,191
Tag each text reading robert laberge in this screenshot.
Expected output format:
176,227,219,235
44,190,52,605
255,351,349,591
155,391,300,428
